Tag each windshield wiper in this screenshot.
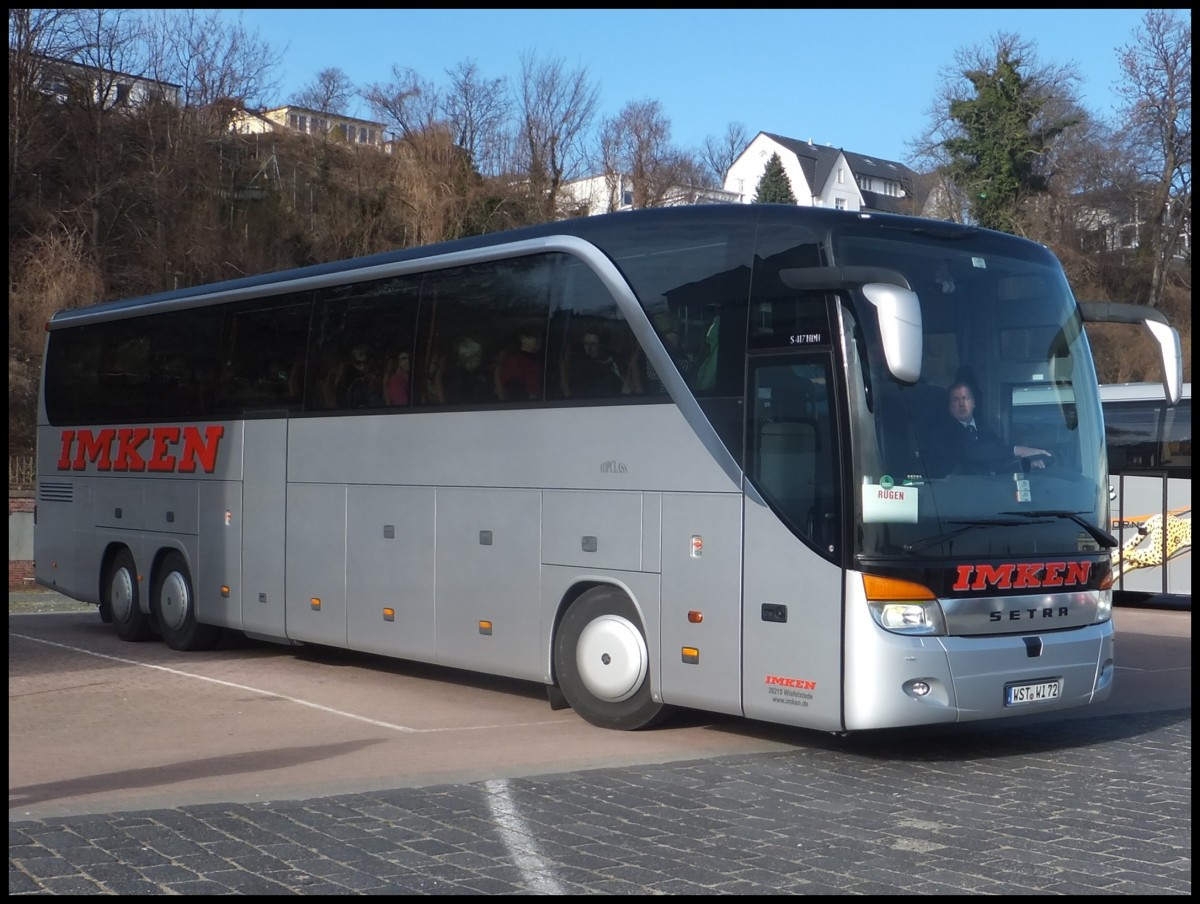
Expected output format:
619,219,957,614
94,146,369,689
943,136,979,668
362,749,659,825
903,518,1046,554
999,510,1118,549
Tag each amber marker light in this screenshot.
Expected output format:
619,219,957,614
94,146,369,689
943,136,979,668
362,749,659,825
383,608,395,621
681,647,700,664
687,610,703,623
863,574,936,601
311,597,321,610
478,620,493,635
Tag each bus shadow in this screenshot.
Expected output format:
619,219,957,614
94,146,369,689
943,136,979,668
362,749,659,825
9,738,386,811
695,706,1191,760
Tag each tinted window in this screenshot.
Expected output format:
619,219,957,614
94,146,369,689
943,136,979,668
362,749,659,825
549,256,637,402
214,295,311,415
309,275,420,411
1105,398,1191,477
44,307,223,424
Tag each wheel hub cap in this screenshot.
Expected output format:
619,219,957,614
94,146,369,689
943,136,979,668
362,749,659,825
575,614,648,703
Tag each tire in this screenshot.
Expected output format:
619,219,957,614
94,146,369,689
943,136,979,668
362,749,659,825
152,551,220,651
553,586,669,730
106,548,153,642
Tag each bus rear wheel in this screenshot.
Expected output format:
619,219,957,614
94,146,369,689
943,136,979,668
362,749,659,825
152,552,220,651
553,587,668,730
106,548,153,642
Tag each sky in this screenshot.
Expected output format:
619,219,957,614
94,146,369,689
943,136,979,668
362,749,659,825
218,8,1165,167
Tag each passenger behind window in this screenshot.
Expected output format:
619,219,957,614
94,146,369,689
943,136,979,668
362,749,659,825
316,345,353,409
627,314,696,395
433,336,494,404
694,315,720,391
495,327,544,401
382,348,412,406
562,329,625,398
341,343,383,408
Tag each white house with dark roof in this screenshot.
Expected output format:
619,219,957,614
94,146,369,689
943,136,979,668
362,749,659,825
724,131,922,215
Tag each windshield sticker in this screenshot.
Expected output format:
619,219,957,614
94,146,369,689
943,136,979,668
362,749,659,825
862,477,918,523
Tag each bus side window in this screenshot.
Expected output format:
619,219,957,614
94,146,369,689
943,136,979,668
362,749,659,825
417,256,552,407
1104,402,1162,471
216,295,310,414
548,256,635,403
1163,400,1191,473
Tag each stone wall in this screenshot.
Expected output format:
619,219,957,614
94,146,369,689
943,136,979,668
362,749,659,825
9,494,35,590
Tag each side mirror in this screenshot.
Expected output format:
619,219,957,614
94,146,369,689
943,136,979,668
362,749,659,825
1079,302,1183,406
780,266,923,384
862,282,923,384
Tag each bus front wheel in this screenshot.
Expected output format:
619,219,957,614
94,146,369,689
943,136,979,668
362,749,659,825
106,548,153,642
553,587,669,730
152,552,220,651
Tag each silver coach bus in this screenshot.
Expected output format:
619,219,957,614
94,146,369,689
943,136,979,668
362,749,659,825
35,206,1182,731
1102,382,1191,607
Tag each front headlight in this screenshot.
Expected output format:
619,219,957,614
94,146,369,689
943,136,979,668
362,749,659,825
862,574,947,636
867,600,947,635
1095,587,1113,623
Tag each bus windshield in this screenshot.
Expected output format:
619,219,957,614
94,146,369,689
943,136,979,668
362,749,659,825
562,208,1113,567
834,223,1108,562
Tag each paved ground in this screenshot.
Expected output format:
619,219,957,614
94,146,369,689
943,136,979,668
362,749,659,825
8,712,1192,895
9,590,1191,895
8,590,91,614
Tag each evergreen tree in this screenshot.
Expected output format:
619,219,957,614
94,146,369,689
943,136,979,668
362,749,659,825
942,49,1077,232
753,152,796,203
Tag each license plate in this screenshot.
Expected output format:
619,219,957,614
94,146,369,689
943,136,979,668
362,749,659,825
1005,679,1062,706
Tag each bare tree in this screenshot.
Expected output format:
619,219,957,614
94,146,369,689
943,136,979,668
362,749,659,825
363,66,487,246
597,99,701,209
8,9,84,208
144,9,280,124
441,60,510,177
1114,8,1191,311
363,65,441,147
514,51,598,219
701,121,750,187
42,9,148,257
115,10,285,289
295,66,356,121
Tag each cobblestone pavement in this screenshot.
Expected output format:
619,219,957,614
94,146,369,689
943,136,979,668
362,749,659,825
9,709,1191,895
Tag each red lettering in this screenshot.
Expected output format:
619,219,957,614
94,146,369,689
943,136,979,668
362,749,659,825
178,425,224,473
764,675,816,690
1042,562,1066,587
112,428,150,471
1013,562,1043,588
952,565,974,591
72,428,116,471
56,424,224,474
1065,561,1091,586
972,563,1016,591
57,431,76,470
955,560,1094,593
147,427,180,472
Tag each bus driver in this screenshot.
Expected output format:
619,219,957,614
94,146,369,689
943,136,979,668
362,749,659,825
944,381,1052,473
